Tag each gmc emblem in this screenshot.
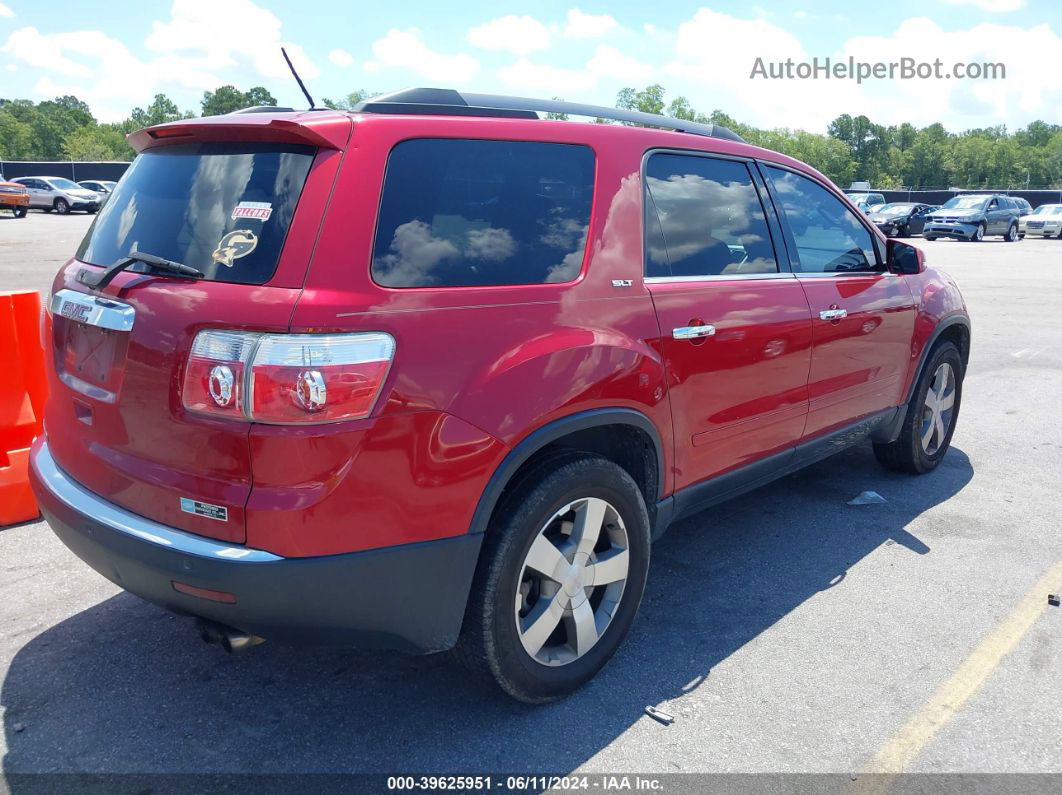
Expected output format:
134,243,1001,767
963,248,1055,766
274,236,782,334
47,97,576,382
60,301,92,323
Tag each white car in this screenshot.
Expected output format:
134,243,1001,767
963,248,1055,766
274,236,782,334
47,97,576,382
1019,204,1062,238
10,176,101,215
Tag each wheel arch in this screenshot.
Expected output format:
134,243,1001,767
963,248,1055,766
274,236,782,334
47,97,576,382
467,408,666,539
906,314,971,404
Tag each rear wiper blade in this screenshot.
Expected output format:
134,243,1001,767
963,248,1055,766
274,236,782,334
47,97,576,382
78,251,204,290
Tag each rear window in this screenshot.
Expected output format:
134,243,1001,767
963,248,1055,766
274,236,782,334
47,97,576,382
76,142,315,285
371,139,595,288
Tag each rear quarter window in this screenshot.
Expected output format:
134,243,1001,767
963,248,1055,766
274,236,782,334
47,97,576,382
371,139,595,288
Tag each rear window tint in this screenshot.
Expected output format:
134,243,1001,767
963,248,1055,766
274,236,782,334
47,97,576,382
76,143,315,285
371,139,595,288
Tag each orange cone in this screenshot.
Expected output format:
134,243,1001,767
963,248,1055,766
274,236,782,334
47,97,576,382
1,291,46,527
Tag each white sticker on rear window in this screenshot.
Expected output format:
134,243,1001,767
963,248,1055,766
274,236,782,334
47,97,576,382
232,201,272,221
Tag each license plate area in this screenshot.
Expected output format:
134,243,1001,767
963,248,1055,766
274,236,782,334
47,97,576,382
51,289,134,403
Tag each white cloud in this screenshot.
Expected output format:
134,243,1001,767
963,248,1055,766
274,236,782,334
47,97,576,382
663,9,1062,131
2,27,180,120
941,0,1025,11
587,45,652,82
145,0,319,81
0,3,14,18
563,9,618,39
497,58,597,93
837,18,1062,127
366,29,479,82
467,15,549,55
328,49,353,67
0,1,322,120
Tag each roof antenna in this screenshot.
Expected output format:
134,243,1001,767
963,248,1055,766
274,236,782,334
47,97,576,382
281,47,316,109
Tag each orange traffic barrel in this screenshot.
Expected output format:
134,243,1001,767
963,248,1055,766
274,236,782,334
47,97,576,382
1,291,46,526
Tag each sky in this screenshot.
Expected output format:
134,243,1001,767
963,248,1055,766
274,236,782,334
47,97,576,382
1,0,1060,133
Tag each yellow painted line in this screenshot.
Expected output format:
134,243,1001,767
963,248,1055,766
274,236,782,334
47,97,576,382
857,558,1062,787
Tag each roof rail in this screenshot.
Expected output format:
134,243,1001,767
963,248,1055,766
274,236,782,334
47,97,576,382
352,88,746,143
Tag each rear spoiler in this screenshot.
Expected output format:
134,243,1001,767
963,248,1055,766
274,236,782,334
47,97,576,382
128,113,352,153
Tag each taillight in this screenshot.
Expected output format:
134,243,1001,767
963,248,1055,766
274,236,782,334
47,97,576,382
182,330,395,424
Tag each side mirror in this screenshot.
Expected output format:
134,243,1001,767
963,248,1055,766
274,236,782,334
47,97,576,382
887,239,925,275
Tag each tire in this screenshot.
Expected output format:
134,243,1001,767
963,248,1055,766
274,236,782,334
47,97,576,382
923,236,936,241
456,453,651,703
13,206,27,218
42,208,52,213
897,224,909,238
971,223,985,242
54,198,70,215
1018,232,1025,239
1004,223,1018,242
873,341,963,474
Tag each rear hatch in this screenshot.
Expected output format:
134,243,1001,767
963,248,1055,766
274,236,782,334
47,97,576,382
45,117,349,543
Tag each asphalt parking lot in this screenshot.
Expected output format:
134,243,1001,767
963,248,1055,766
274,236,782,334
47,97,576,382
1,210,1060,784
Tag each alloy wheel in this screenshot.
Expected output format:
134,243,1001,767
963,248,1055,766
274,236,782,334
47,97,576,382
920,362,956,455
974,224,984,241
514,497,629,666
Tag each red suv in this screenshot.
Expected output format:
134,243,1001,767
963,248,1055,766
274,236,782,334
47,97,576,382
30,89,970,703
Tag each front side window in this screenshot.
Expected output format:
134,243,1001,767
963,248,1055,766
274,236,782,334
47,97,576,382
645,154,779,278
76,143,315,285
48,178,80,191
371,139,595,288
765,166,878,274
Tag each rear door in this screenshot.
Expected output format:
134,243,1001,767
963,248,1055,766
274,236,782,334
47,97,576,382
761,164,916,439
22,179,46,208
45,136,343,543
643,152,813,489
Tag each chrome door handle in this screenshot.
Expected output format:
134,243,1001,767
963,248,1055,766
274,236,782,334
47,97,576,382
673,324,716,340
819,309,847,321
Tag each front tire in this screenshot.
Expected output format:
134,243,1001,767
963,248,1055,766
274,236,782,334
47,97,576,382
923,235,937,241
971,223,985,242
874,341,963,474
13,206,27,218
456,454,651,703
54,198,70,215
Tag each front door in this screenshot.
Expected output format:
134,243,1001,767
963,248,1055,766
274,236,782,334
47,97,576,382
644,152,813,490
761,164,917,439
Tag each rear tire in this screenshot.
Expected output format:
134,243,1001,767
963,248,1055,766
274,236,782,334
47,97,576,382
54,198,70,215
874,341,963,474
923,236,936,241
456,454,651,703
1004,223,1018,242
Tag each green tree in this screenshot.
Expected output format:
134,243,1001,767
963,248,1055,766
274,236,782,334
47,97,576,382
0,109,34,159
131,93,184,127
201,85,276,116
62,125,130,160
321,90,375,111
616,84,666,118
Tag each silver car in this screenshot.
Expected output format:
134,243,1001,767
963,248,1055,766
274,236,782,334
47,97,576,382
10,176,101,214
1020,203,1062,238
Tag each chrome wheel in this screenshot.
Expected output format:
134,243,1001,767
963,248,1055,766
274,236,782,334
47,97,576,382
514,497,629,666
973,224,984,241
921,362,956,455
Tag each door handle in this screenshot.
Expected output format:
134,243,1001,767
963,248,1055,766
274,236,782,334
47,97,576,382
819,309,847,321
673,324,716,340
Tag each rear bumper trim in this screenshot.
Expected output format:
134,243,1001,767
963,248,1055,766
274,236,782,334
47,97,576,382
29,438,482,652
31,440,281,562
